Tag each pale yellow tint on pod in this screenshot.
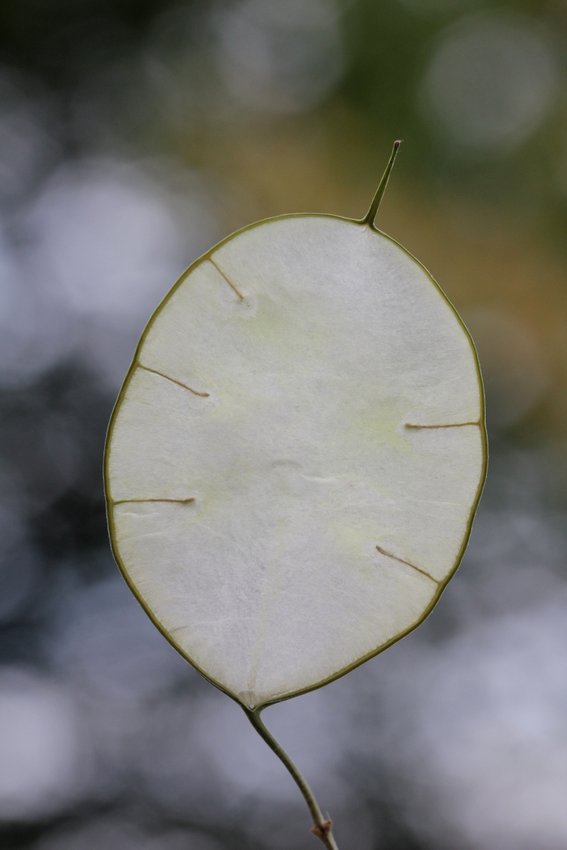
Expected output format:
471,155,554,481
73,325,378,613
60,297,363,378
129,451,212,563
104,161,487,710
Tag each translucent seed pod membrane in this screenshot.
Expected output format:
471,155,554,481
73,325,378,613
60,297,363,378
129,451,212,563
105,192,486,711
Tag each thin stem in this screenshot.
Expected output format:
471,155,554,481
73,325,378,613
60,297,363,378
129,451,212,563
362,139,403,229
245,707,341,850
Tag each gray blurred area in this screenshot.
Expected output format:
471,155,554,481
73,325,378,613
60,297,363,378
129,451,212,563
1,1,566,848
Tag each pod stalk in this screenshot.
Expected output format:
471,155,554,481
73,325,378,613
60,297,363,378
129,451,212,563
245,707,341,850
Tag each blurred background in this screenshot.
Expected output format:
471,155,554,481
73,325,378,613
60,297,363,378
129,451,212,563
1,0,566,848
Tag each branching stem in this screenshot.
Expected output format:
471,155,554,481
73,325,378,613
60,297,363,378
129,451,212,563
362,139,402,229
245,708,341,850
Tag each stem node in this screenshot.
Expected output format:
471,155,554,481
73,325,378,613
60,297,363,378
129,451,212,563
311,818,333,839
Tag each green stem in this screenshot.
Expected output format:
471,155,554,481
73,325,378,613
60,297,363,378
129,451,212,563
362,139,403,229
245,708,341,850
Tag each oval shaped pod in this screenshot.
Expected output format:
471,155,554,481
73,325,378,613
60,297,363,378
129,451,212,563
104,172,486,710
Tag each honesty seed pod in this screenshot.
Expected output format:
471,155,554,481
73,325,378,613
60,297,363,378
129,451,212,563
104,142,487,849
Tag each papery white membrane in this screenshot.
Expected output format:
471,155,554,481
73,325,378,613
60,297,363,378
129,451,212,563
106,216,485,708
